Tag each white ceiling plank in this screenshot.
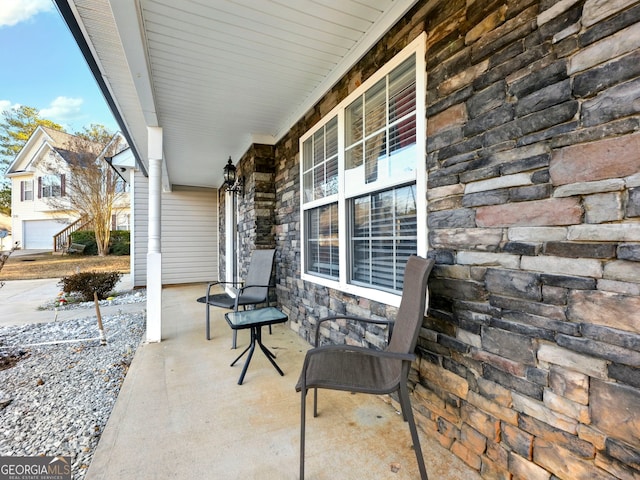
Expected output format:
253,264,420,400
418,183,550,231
142,17,346,68
228,0,374,33
311,0,387,20
146,0,361,49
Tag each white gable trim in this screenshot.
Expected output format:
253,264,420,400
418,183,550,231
5,126,53,174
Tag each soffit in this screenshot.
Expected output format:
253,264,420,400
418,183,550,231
67,0,420,188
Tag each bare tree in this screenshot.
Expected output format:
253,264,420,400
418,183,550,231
46,129,127,256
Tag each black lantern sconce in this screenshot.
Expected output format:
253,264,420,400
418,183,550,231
223,156,244,196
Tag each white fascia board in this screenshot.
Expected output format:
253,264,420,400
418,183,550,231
5,126,49,173
109,0,158,127
98,131,127,159
109,0,170,190
28,143,58,171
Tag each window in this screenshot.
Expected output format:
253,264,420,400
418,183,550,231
351,184,417,292
112,213,130,231
39,174,64,198
300,34,426,305
120,214,130,231
20,180,33,201
306,203,339,278
302,116,339,279
302,117,338,203
345,55,417,194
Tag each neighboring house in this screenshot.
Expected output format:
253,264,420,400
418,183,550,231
4,126,131,250
57,1,640,479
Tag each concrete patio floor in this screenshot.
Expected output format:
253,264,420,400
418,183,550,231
86,283,482,480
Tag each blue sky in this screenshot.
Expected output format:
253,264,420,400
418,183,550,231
0,0,118,133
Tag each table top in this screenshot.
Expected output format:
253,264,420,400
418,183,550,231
225,307,288,330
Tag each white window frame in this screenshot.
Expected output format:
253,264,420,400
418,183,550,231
300,33,427,308
41,174,62,198
224,190,238,296
112,213,130,231
22,180,34,201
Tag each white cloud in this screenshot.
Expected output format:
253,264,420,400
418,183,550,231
0,100,21,113
39,96,85,123
0,0,53,27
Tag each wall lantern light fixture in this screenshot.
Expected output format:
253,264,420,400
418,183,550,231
223,156,244,196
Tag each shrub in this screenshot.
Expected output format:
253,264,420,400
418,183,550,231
70,230,131,256
59,271,122,302
70,230,98,255
110,241,130,255
109,230,130,255
110,230,130,243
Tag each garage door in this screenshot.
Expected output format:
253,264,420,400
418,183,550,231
23,220,65,249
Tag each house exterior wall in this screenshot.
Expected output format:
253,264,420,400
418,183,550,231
8,129,132,250
258,1,640,478
132,170,148,287
10,157,75,249
133,171,218,286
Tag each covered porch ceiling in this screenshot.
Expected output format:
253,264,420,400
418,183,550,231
55,0,423,189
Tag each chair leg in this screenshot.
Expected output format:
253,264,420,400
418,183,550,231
205,304,211,340
399,382,428,480
232,330,237,349
300,388,307,480
313,388,318,417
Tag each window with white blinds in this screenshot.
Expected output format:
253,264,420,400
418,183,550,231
302,117,338,203
300,33,426,305
306,203,339,278
302,116,340,280
351,184,417,292
345,55,417,195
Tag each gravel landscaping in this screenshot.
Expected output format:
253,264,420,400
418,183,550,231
0,291,146,480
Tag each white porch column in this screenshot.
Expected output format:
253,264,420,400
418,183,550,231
146,126,163,342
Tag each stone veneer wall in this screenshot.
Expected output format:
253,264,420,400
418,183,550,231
218,144,276,281
270,0,640,479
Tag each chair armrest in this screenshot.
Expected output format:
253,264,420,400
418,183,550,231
315,315,394,347
206,280,242,298
237,283,275,293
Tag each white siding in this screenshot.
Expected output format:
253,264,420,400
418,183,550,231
132,172,218,286
132,171,148,287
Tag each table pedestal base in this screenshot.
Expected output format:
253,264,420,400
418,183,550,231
230,326,284,385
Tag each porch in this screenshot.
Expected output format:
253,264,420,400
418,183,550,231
85,283,481,480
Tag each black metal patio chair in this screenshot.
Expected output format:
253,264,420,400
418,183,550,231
296,255,435,480
197,248,275,349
